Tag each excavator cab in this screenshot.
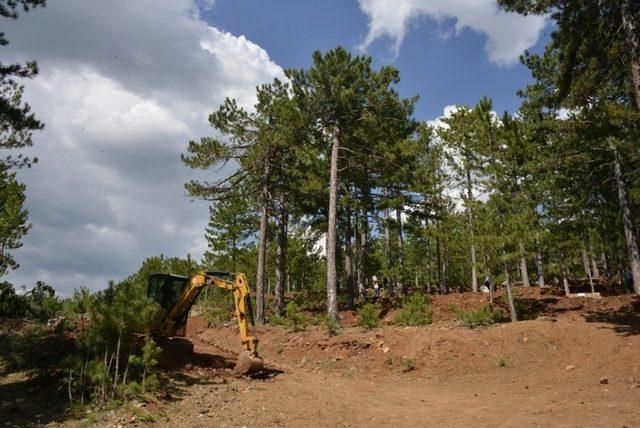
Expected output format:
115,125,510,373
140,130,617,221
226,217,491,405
147,273,202,336
146,271,263,375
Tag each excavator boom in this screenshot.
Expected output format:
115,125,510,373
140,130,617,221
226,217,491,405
147,271,263,374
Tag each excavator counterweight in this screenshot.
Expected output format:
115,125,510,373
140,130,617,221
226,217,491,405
147,271,263,375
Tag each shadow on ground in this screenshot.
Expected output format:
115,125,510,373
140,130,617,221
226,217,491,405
583,298,640,336
0,324,76,426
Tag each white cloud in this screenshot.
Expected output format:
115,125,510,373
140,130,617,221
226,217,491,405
3,0,284,294
357,0,546,65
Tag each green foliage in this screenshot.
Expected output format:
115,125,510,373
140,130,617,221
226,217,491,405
0,168,31,276
322,315,339,336
0,281,27,317
358,303,382,329
203,187,257,272
268,314,286,326
400,358,416,372
0,321,45,373
268,302,308,331
128,336,161,394
0,280,64,321
394,293,433,326
284,301,307,332
450,304,505,327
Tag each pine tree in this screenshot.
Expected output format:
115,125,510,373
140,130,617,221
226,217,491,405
499,0,640,111
0,167,30,276
203,188,256,272
0,0,45,169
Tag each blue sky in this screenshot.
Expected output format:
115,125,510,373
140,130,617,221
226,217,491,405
202,0,552,120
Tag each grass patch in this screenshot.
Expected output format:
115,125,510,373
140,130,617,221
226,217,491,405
394,293,433,326
450,304,505,327
322,315,340,336
400,358,416,372
357,303,382,329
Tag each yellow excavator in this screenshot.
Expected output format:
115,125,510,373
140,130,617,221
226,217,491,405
146,271,264,375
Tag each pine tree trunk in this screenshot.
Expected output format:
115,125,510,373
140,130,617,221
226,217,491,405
255,161,270,324
581,239,595,293
581,238,591,278
442,240,449,294
113,329,122,393
425,224,432,293
519,240,530,286
383,209,391,271
504,263,518,322
621,0,640,111
589,242,600,279
535,249,545,287
326,131,340,321
591,257,600,280
396,208,404,297
466,170,478,292
275,190,287,316
436,228,442,294
612,142,640,294
344,200,355,310
561,258,571,296
357,209,367,302
601,252,609,278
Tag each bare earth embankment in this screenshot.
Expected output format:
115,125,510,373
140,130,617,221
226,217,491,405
153,291,640,427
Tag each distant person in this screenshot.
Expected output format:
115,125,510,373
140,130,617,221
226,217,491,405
372,275,380,297
483,276,491,292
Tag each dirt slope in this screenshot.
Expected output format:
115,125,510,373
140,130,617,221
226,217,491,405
143,293,640,427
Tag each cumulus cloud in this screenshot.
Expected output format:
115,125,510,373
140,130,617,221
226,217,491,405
3,0,284,294
357,0,546,65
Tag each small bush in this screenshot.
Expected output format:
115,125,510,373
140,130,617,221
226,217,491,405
268,314,286,326
358,303,382,328
450,304,505,327
323,315,340,336
285,302,307,332
400,358,416,372
394,293,433,326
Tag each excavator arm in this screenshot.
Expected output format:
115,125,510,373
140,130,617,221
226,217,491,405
147,271,263,373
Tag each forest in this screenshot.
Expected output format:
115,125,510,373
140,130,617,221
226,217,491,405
181,2,640,323
1,0,640,426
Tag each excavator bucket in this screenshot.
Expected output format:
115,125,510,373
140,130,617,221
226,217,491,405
234,351,264,375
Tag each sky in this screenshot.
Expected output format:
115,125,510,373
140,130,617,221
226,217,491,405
3,0,551,295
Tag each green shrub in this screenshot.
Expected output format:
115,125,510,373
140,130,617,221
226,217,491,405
450,304,505,327
284,302,307,332
394,293,433,326
400,358,416,372
358,303,382,328
323,315,339,336
268,314,286,326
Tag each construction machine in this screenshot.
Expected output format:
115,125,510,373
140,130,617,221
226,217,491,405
146,271,264,375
